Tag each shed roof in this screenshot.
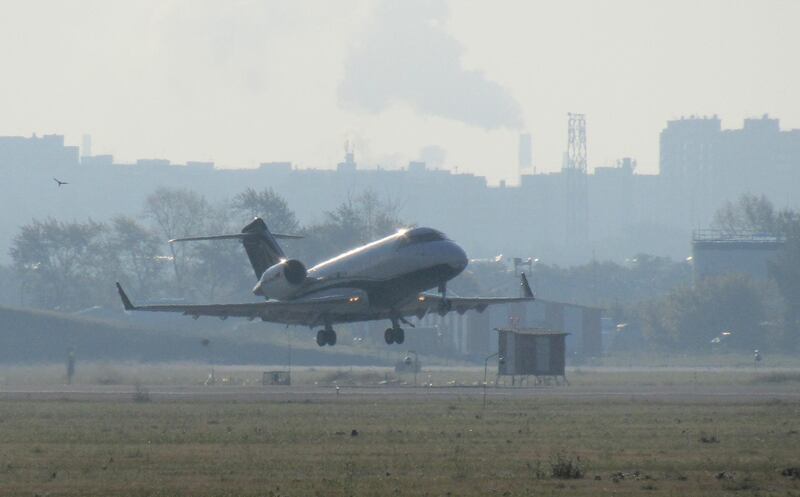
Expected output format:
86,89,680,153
494,327,569,336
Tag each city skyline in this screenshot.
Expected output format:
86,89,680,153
2,111,798,270
1,1,799,184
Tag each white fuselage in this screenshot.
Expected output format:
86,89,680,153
254,227,468,306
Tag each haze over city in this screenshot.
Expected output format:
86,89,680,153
2,0,799,184
2,3,800,496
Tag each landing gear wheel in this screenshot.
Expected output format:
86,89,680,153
384,328,404,345
316,329,326,347
326,329,337,346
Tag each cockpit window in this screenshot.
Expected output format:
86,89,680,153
401,228,448,245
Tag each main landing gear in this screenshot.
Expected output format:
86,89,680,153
384,326,404,345
316,326,337,346
384,317,407,345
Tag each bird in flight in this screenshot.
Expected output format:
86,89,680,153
53,178,68,187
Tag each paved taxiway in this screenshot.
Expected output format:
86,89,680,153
2,383,799,403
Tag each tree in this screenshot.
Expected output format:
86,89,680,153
230,188,300,234
304,190,405,261
711,194,800,350
712,194,778,234
768,212,800,350
144,188,212,293
106,216,166,297
188,207,253,300
10,219,109,310
638,275,766,352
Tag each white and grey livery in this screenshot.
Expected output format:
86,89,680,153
116,218,534,347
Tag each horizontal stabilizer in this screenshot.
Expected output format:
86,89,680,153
169,233,303,243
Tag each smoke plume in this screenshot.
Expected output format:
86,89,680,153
338,0,523,130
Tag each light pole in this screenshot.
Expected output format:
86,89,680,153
404,350,419,386
201,338,214,385
483,352,504,408
20,262,41,307
287,327,293,385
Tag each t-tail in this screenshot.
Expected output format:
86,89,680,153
169,217,303,279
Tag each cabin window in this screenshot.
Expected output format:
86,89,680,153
399,228,448,246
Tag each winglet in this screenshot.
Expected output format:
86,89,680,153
116,282,136,311
520,273,535,299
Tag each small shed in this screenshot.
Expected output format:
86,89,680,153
495,328,568,384
262,370,291,386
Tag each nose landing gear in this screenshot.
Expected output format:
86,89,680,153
316,326,337,346
437,281,451,315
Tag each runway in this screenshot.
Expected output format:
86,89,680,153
2,382,799,403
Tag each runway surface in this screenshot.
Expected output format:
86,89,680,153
2,382,799,403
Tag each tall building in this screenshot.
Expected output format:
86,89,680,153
660,115,800,227
659,115,721,227
81,134,92,159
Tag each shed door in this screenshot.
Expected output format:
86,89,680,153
535,336,550,373
505,333,515,374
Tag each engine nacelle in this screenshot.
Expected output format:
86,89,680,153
253,259,307,299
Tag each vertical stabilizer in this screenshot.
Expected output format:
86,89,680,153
240,218,286,279
168,217,301,279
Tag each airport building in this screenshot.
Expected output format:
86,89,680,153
691,230,785,283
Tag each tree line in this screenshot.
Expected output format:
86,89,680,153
9,187,402,310
7,188,799,354
454,193,800,354
627,194,800,353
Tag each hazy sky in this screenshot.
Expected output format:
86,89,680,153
1,0,798,184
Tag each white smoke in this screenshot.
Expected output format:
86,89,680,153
338,0,524,130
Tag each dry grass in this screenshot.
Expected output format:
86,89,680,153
0,394,798,496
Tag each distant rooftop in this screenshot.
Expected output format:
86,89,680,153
692,229,785,243
494,327,569,336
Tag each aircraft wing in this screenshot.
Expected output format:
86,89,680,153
115,283,367,327
397,293,534,319
395,272,535,319
115,273,534,327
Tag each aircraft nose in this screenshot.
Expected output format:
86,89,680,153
448,242,468,272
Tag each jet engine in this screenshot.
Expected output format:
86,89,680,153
252,259,307,299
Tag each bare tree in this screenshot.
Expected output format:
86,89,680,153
230,187,300,234
107,216,165,296
712,194,777,234
10,218,108,310
307,190,405,260
144,188,211,294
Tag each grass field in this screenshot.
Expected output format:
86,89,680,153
1,388,799,496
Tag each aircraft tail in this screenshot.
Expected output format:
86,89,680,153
169,217,302,279
520,273,534,299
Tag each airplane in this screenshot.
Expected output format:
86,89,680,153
116,217,534,347
53,177,68,187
